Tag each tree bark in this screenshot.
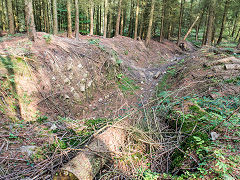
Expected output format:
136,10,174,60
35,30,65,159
7,0,14,34
107,6,112,38
145,0,155,46
54,127,126,180
231,12,238,37
127,0,133,37
160,0,165,42
177,0,184,43
103,0,108,38
67,0,72,38
24,0,36,41
183,16,199,40
115,0,122,36
120,9,124,35
75,0,79,39
134,0,139,40
90,0,94,35
52,0,58,35
205,0,216,45
216,0,229,45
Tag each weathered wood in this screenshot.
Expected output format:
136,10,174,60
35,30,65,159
224,64,240,70
204,57,240,67
54,126,126,179
153,71,162,79
183,16,199,41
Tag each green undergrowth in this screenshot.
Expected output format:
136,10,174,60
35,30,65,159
140,68,240,179
117,74,140,95
141,89,240,179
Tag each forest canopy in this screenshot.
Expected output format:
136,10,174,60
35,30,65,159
0,0,240,47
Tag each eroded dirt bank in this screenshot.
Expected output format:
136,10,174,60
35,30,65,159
0,33,183,179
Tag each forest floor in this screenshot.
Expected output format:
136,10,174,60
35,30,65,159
0,33,239,179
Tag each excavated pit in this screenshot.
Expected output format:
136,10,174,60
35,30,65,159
0,33,184,179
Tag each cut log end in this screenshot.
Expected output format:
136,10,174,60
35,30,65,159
53,170,79,180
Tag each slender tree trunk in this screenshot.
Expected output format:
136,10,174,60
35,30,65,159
25,0,36,41
205,0,216,45
115,0,122,36
235,28,240,41
107,8,112,37
13,0,19,32
90,0,94,35
96,6,99,35
103,0,108,38
0,0,2,31
120,9,124,35
177,0,184,43
195,10,204,41
145,0,155,46
52,0,58,35
67,0,72,37
127,0,133,37
231,12,239,37
7,0,14,34
216,0,229,45
237,37,240,49
160,0,165,42
134,0,139,40
75,0,79,39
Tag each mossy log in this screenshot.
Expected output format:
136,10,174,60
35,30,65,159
54,126,126,180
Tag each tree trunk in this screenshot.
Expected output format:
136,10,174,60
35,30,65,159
205,0,216,45
103,0,108,38
96,5,100,35
90,0,94,35
7,0,14,34
52,0,58,35
231,12,238,37
195,9,204,41
115,0,122,36
177,0,184,43
67,0,72,38
120,9,124,35
183,16,199,40
107,7,112,37
216,0,229,45
24,0,36,41
75,0,79,39
160,0,165,42
0,0,2,31
134,0,139,40
145,0,155,46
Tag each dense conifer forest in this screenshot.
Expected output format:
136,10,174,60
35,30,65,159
0,0,239,179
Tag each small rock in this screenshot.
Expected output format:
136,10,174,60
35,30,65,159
64,94,70,99
70,87,75,92
20,146,36,156
67,63,73,71
78,64,83,69
73,92,80,99
87,80,93,87
98,98,103,102
64,78,70,84
211,132,220,141
83,73,88,78
79,84,85,92
50,124,57,130
52,76,56,81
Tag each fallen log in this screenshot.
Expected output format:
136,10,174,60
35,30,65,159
224,64,240,70
204,56,240,67
54,126,126,180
